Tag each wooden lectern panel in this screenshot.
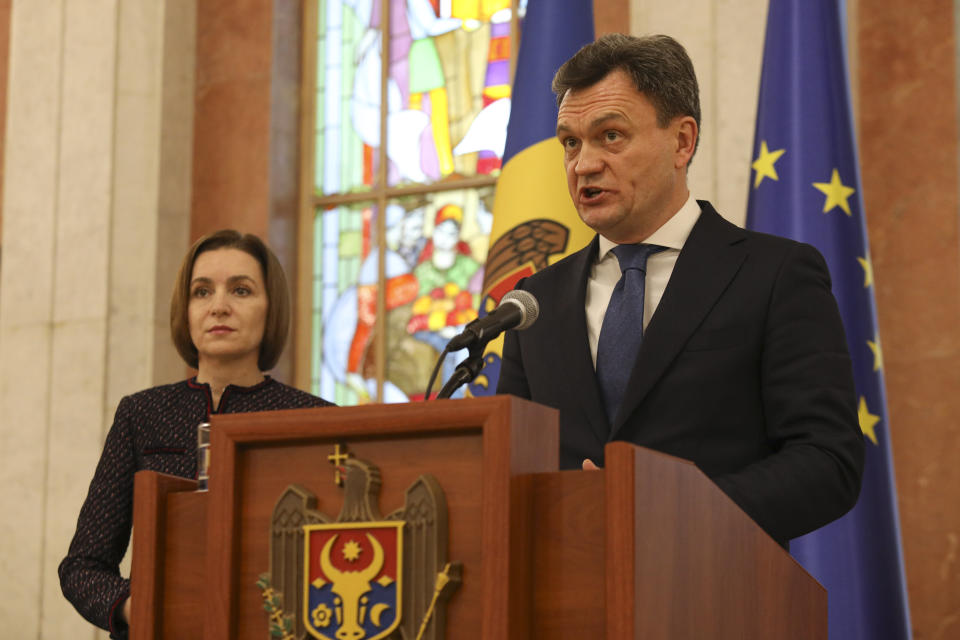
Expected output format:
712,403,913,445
528,470,606,638
526,443,826,639
605,442,827,639
202,396,558,640
131,471,204,640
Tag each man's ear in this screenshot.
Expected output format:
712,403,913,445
674,116,698,169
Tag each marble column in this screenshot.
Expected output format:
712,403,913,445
858,1,960,636
0,1,194,637
190,0,303,384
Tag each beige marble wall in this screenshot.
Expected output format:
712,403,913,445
0,0,10,243
0,1,194,637
1,3,72,636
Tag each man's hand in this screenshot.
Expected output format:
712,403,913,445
582,459,600,470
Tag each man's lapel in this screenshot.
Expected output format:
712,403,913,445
610,202,748,438
550,237,611,445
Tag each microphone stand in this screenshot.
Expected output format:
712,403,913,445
436,341,487,399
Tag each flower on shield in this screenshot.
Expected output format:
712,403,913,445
312,603,333,628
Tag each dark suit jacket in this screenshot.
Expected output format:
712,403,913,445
497,201,864,544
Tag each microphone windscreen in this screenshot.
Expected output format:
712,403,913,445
501,290,539,330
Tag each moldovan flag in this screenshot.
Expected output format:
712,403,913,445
468,0,594,396
746,1,912,638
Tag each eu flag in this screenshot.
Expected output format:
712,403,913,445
746,1,912,638
469,0,595,396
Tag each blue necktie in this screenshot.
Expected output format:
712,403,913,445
596,243,667,428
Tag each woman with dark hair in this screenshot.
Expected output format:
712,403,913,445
59,230,333,638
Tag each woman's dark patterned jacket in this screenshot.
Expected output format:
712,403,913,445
58,377,333,639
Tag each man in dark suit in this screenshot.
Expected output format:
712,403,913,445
496,34,864,545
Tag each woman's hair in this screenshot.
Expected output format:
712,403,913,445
169,229,290,371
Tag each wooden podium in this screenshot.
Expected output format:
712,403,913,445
130,395,825,639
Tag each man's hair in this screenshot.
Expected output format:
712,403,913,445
170,229,290,371
552,33,701,157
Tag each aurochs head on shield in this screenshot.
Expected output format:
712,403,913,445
303,523,403,640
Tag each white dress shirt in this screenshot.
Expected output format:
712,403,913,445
586,194,702,368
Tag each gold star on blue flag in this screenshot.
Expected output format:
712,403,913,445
858,396,881,445
868,336,883,372
752,141,786,187
813,168,856,215
857,256,874,288
745,1,912,639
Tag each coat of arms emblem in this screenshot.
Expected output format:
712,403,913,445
257,446,461,640
303,521,403,639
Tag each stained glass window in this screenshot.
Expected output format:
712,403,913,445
306,0,525,403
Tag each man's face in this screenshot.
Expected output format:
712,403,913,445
556,70,695,243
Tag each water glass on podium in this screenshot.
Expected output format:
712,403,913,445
197,421,211,491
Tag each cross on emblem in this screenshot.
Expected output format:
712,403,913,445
327,444,351,486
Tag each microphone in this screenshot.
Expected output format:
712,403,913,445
447,290,539,351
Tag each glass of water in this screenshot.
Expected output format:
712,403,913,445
197,422,211,491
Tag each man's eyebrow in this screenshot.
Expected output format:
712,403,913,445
588,112,627,129
556,112,628,137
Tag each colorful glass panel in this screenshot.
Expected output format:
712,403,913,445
312,202,381,404
316,1,521,192
385,1,514,184
315,1,380,195
312,2,524,402
382,187,494,401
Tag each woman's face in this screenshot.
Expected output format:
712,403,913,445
188,248,268,369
